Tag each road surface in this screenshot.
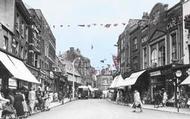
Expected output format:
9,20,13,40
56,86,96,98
28,99,190,119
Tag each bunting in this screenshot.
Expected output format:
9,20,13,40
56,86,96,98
50,23,127,29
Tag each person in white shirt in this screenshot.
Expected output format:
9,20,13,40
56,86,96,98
133,90,143,112
28,88,36,114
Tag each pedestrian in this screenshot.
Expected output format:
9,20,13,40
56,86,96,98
0,89,11,118
116,90,120,104
132,90,143,112
21,90,29,117
43,91,50,111
13,90,25,118
28,88,36,114
36,87,43,111
162,89,168,107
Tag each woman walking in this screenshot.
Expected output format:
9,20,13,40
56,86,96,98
133,90,143,112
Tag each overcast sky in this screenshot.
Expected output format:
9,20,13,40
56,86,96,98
23,0,179,70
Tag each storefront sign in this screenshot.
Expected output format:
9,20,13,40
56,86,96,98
9,78,17,89
150,71,161,76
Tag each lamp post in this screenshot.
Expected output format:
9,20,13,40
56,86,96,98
72,57,80,99
175,70,182,112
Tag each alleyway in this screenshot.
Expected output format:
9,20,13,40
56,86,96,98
29,99,190,119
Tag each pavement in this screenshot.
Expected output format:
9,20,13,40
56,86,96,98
49,98,73,108
31,98,75,115
107,99,190,115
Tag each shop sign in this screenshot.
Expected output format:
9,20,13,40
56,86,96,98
150,70,161,76
9,78,17,89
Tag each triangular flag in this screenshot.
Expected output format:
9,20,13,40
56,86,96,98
78,25,85,27
105,24,111,28
100,60,104,63
113,24,118,27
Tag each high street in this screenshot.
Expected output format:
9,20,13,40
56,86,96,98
28,99,190,119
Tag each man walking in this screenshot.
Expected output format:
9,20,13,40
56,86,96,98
133,90,143,112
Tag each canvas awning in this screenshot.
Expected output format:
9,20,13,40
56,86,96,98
0,51,40,84
120,70,146,87
181,75,190,85
115,75,124,88
109,75,123,88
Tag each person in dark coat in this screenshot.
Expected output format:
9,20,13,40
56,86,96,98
14,90,24,118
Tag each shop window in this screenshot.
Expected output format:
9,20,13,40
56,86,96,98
24,49,28,61
15,13,19,32
3,36,8,51
20,46,24,59
25,27,28,42
143,47,148,69
158,40,165,66
151,49,158,67
171,32,177,60
21,21,25,38
133,38,138,50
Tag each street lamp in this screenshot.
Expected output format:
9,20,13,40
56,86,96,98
175,70,182,112
72,57,80,99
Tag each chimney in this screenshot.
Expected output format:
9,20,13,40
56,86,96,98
142,12,149,20
164,4,168,11
70,47,74,52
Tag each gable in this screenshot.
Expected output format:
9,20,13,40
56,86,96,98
149,29,166,42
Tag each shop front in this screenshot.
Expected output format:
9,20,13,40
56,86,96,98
0,50,40,93
148,64,190,105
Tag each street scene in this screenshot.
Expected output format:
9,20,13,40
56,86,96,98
0,0,190,119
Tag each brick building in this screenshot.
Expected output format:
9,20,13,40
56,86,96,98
117,1,190,104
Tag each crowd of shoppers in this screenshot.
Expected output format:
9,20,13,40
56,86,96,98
0,86,67,119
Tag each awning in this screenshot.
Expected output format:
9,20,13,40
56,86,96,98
110,75,122,88
0,51,40,84
181,75,190,85
115,75,124,88
120,70,146,87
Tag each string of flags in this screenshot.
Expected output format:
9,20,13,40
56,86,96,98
51,23,126,29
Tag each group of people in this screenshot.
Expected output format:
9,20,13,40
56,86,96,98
114,89,168,112
0,86,53,119
154,89,168,108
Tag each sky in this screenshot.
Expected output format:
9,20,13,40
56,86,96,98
23,0,179,70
